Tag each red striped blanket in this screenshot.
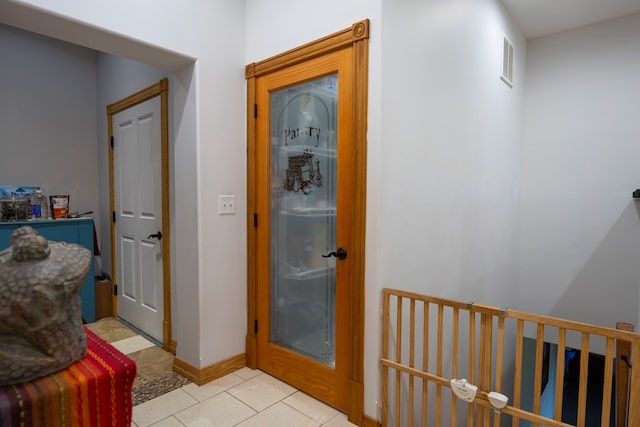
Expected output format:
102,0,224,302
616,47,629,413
0,327,136,427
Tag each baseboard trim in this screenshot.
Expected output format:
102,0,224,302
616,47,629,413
173,353,246,386
362,415,381,427
172,357,201,383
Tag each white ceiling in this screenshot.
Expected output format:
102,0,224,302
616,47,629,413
502,0,640,38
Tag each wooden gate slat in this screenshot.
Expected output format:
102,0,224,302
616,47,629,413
554,328,566,421
577,333,590,427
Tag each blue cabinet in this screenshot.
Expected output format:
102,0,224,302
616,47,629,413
0,218,96,323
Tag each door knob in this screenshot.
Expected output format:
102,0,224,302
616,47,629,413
322,247,347,260
147,231,163,240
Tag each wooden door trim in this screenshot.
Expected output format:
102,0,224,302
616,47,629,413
246,20,368,424
107,78,173,353
245,20,369,79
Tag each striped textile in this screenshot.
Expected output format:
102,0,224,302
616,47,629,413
0,327,136,427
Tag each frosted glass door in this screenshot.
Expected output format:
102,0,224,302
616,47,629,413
270,74,338,366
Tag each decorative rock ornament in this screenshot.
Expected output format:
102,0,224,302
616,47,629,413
0,226,91,385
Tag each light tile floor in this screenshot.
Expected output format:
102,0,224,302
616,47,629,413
111,334,157,355
131,367,358,427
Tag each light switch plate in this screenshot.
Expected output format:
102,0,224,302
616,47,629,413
218,195,235,215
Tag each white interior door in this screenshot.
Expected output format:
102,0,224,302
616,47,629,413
113,96,163,342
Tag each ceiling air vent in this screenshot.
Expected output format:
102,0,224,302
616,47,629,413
501,35,514,88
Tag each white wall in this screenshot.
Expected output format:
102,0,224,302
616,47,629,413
380,0,525,306
0,0,247,368
519,13,640,333
0,24,99,221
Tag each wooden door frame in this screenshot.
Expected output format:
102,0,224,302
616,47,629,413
245,20,369,424
107,78,174,353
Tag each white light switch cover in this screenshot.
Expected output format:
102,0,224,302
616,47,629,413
218,195,235,214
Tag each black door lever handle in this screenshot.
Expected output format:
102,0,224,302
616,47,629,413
322,247,347,260
148,231,163,240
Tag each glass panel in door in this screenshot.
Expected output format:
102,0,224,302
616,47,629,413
270,74,338,366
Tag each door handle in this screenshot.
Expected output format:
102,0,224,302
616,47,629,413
147,231,163,240
322,247,347,260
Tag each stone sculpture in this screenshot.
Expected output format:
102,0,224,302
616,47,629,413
0,226,91,386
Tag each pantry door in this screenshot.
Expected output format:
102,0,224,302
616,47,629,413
247,21,369,418
108,79,172,350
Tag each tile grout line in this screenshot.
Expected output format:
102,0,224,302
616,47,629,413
281,397,326,426
178,372,246,403
228,389,307,427
167,373,254,425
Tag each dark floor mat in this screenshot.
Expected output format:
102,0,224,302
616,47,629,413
132,372,192,406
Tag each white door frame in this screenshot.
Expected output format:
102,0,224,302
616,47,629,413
107,78,174,353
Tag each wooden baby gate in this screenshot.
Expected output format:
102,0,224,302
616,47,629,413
381,288,640,427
